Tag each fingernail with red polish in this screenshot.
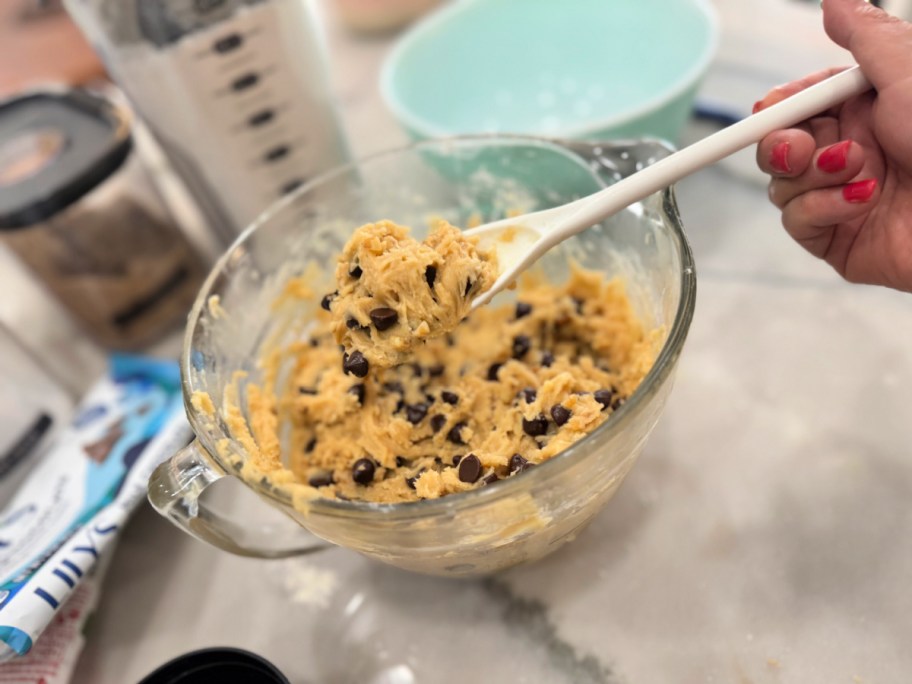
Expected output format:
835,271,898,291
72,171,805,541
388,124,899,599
770,141,791,173
817,140,852,173
752,100,764,114
842,178,877,203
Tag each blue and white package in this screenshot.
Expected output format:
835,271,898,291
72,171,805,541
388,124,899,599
0,354,192,661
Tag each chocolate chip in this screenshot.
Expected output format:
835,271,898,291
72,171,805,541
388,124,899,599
305,437,317,453
515,301,532,319
346,317,361,329
395,455,409,467
550,404,571,426
405,402,429,424
464,280,473,296
350,264,362,279
487,363,503,381
309,338,320,347
445,333,456,347
342,350,369,377
522,414,549,436
572,297,584,314
348,383,366,405
452,454,463,466
541,351,555,367
320,292,337,311
431,414,447,433
512,335,531,359
369,307,398,331
394,398,405,414
457,453,482,483
299,386,318,395
519,387,537,403
308,471,333,487
405,474,419,490
441,390,459,405
352,458,375,485
383,381,404,394
428,364,445,377
508,453,530,474
481,472,500,485
425,265,437,288
447,421,467,444
411,363,424,377
594,389,614,410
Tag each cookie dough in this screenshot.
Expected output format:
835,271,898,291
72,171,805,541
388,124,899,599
325,220,497,369
241,265,655,504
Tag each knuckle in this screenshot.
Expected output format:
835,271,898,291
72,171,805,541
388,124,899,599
768,179,787,208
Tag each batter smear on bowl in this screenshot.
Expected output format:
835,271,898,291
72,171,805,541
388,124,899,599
241,221,657,503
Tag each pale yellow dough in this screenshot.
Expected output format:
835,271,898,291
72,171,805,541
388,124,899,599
237,261,656,504
327,220,498,368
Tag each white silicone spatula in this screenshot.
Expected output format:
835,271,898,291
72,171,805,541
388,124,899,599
467,65,872,309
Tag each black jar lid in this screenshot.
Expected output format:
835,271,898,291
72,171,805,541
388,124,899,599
137,647,291,684
0,87,132,231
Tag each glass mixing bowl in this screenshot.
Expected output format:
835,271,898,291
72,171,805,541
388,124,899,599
148,135,696,577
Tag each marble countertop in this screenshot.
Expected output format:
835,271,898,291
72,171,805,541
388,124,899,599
61,1,911,682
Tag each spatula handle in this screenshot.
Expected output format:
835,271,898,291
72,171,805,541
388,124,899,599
557,65,872,239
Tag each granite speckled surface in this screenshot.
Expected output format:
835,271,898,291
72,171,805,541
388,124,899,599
69,1,911,682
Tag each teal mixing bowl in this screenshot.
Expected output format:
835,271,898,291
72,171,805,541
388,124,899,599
381,0,718,143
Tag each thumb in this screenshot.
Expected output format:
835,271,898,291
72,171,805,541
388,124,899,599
823,0,912,89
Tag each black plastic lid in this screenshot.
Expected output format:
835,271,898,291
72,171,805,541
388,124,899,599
0,87,132,230
137,647,291,684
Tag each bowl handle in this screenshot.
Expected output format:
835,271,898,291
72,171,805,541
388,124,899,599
148,440,329,558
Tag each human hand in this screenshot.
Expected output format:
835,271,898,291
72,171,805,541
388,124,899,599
754,0,912,293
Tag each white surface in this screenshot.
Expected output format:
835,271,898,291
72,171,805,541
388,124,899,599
21,0,909,682
883,0,912,20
